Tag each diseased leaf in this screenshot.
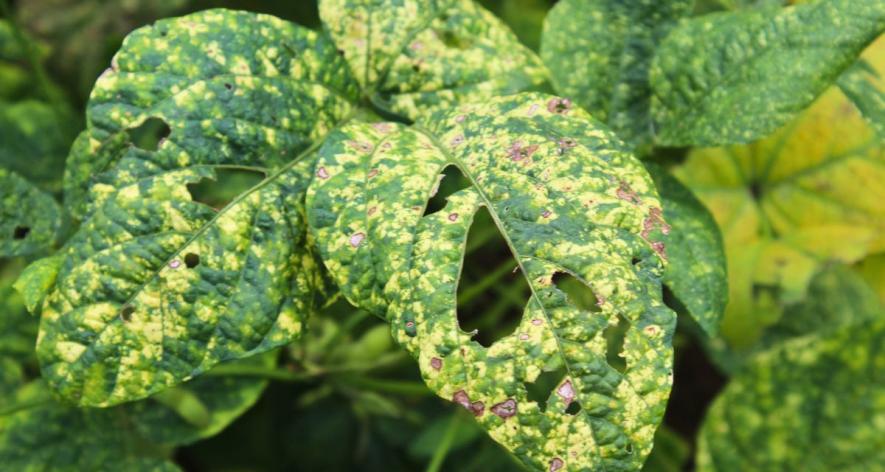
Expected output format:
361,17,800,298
319,0,546,120
0,382,182,471
0,168,62,257
308,93,676,471
651,0,885,146
12,255,61,314
32,9,357,407
646,164,727,337
673,55,885,348
541,0,693,148
696,317,885,471
838,37,885,139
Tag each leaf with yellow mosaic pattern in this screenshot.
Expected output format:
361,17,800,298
308,93,675,471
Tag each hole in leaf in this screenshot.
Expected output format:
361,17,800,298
524,363,567,412
127,117,171,152
552,272,601,313
603,313,630,373
184,253,200,268
565,401,582,415
457,207,530,347
186,168,266,209
12,226,30,240
120,305,135,322
424,165,470,216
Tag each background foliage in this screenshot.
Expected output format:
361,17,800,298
0,0,881,470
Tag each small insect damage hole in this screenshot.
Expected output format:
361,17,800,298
127,117,171,152
552,272,602,312
524,363,567,412
184,253,200,268
424,165,470,216
186,168,266,209
12,226,30,240
603,313,630,373
120,304,135,322
456,207,531,347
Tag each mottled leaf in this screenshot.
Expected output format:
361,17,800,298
0,382,181,471
34,9,356,406
838,37,885,139
651,0,885,146
541,0,693,148
318,0,546,120
646,164,727,337
308,93,676,471
696,317,885,471
12,255,61,314
673,57,885,348
0,168,62,257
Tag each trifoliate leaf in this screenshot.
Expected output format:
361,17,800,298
308,93,676,471
63,8,359,219
0,381,181,471
541,0,693,149
646,164,727,337
33,9,357,407
651,0,885,146
696,317,885,471
318,0,546,120
673,60,885,348
0,168,62,257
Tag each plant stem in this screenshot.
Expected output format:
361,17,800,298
459,259,518,305
426,413,462,472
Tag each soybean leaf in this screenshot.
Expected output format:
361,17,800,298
319,0,546,120
30,9,357,407
308,93,676,471
673,50,885,348
838,38,885,139
541,0,693,149
0,168,62,257
645,164,727,337
651,0,885,146
0,381,182,471
696,317,885,471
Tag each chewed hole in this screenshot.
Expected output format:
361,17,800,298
184,253,200,268
603,313,630,373
120,305,135,322
12,226,30,240
457,207,530,347
565,401,582,415
424,165,470,216
524,364,566,412
187,168,266,209
552,272,602,313
127,117,171,151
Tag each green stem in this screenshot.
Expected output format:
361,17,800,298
426,414,462,472
458,259,518,305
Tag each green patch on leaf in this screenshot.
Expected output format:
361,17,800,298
541,0,693,149
308,93,676,471
651,0,885,146
0,168,62,257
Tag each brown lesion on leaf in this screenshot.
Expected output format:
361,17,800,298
507,141,540,162
547,97,572,114
616,180,642,205
430,357,443,370
490,398,517,418
452,389,484,416
549,457,565,471
640,207,670,239
346,140,373,153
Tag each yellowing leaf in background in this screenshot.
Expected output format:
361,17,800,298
674,38,885,349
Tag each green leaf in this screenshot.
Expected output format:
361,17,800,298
1,262,39,362
12,255,61,314
308,93,676,471
696,317,885,471
0,100,76,193
651,0,885,146
34,9,356,407
838,37,885,139
645,164,727,337
855,252,885,305
541,0,693,149
0,382,182,471
0,168,62,257
63,8,359,219
318,0,546,120
673,67,885,348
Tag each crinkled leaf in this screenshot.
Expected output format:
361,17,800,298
308,93,676,471
318,0,546,120
651,0,885,146
35,9,356,407
541,0,693,149
646,164,727,337
673,52,885,347
0,382,181,471
696,317,885,471
0,168,62,257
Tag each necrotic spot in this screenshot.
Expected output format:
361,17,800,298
12,226,30,240
184,253,200,268
120,305,135,322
